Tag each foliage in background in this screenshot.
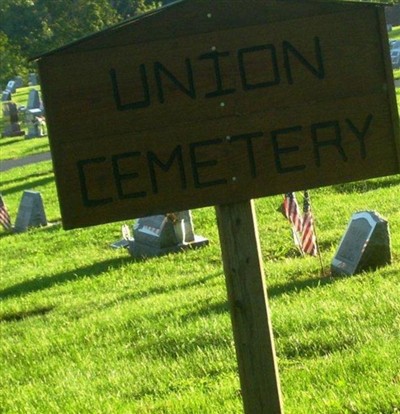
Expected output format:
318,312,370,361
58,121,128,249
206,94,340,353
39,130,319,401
0,0,160,88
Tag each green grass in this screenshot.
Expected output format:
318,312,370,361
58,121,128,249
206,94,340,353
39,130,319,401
1,45,400,414
1,162,399,413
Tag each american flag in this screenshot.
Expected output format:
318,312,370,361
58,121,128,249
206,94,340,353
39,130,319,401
0,195,12,231
302,190,318,256
282,192,303,233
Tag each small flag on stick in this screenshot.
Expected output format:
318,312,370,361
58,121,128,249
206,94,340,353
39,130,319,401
302,190,318,256
282,192,303,233
0,194,12,231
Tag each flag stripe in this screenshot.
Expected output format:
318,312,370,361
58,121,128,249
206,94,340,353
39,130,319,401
282,192,303,233
302,191,317,256
0,196,12,230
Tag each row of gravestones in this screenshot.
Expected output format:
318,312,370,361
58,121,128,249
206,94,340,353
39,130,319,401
1,74,39,102
1,189,391,274
1,89,46,139
113,208,391,276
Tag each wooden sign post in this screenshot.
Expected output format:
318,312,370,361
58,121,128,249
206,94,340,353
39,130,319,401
216,201,283,412
35,1,399,412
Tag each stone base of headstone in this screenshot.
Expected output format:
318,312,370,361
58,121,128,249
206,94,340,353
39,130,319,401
128,235,209,258
331,211,391,276
1,123,25,138
2,101,25,138
127,211,209,258
25,108,46,138
1,91,12,102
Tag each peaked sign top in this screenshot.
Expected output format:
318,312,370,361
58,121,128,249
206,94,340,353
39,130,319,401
36,0,399,229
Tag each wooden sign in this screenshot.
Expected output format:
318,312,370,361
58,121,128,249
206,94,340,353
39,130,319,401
35,2,398,413
36,0,399,230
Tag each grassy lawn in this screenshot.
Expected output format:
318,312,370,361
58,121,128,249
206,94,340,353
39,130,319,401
0,32,399,414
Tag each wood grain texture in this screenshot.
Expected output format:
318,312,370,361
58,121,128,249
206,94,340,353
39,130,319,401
37,1,400,229
215,200,283,413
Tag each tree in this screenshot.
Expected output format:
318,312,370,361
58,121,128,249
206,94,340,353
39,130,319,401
0,0,160,86
109,0,160,20
0,31,29,88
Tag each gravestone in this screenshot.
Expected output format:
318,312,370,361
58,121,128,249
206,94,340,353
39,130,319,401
1,90,12,102
28,73,39,86
1,102,25,138
14,76,24,88
25,90,45,138
128,210,208,257
5,80,16,93
331,211,391,275
26,109,47,138
14,190,48,233
26,89,43,112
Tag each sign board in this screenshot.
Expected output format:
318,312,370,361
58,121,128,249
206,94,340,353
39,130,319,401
36,0,399,229
331,211,391,275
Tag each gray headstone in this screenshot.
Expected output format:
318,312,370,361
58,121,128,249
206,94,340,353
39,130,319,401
6,80,16,93
14,191,48,233
331,211,391,275
1,102,24,138
28,73,39,86
128,210,208,257
2,90,12,102
26,89,43,111
14,76,24,88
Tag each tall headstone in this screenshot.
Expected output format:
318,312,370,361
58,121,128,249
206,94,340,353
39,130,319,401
331,211,391,275
25,89,45,138
1,102,25,138
26,89,43,112
28,73,39,86
14,191,48,233
128,210,208,257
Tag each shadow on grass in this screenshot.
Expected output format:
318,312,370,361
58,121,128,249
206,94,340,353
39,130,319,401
0,137,23,148
1,169,53,187
0,221,62,239
0,257,132,300
2,175,55,196
0,255,221,301
332,175,400,194
0,305,54,323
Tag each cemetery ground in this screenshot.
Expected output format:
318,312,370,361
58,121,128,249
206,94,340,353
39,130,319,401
0,36,400,414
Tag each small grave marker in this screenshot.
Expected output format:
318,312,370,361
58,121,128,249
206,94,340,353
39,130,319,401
331,211,391,275
128,210,208,257
14,191,48,233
